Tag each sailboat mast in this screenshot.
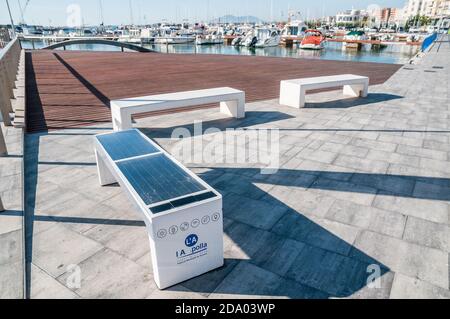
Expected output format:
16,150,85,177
129,0,134,25
99,0,104,25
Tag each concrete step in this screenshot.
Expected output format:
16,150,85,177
12,117,25,128
11,98,25,112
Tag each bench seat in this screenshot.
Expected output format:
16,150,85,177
280,74,369,108
111,87,245,131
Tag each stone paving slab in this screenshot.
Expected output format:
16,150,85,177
0,124,24,299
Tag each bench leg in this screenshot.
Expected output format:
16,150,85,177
343,84,368,97
280,82,306,108
220,98,245,119
112,107,133,132
95,150,116,186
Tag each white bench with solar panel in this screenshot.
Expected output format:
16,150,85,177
280,74,369,108
111,87,246,131
94,129,224,289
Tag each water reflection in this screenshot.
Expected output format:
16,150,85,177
21,40,418,64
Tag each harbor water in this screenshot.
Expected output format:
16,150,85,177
21,40,419,64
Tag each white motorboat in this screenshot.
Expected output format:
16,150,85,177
254,28,281,48
117,29,142,44
281,19,308,42
140,28,156,44
240,31,257,47
196,31,224,45
342,31,368,50
155,26,195,44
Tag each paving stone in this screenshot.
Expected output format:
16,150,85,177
367,149,420,168
261,187,335,219
326,200,407,238
309,177,377,206
351,231,449,290
181,258,240,297
378,134,423,148
29,264,78,299
351,173,415,197
223,193,288,230
396,144,448,161
285,245,387,298
224,222,284,260
342,271,395,299
413,181,450,201
296,147,338,164
0,261,23,299
350,138,397,153
210,262,283,299
0,230,22,266
390,273,450,299
334,155,389,174
320,142,369,159
403,217,450,252
372,193,449,224
0,212,22,235
57,248,155,299
420,158,450,174
83,224,149,262
423,139,450,152
32,224,104,278
272,212,360,256
252,238,306,277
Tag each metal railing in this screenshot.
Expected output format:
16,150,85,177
1,37,23,156
421,32,438,52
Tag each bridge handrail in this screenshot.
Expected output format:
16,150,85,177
40,39,154,53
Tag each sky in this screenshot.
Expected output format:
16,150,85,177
0,0,407,26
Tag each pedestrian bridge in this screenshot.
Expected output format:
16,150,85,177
41,39,154,52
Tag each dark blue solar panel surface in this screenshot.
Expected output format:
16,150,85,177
97,130,160,161
117,154,207,208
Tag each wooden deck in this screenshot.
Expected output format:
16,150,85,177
25,50,402,133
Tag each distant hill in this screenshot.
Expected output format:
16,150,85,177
211,15,263,24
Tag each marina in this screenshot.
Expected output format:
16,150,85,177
19,39,420,64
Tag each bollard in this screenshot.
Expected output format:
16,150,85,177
0,196,4,212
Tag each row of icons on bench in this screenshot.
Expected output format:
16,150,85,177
157,212,221,239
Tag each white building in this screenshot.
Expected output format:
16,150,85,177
404,0,450,18
335,10,369,27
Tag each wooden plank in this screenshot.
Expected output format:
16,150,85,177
25,50,402,133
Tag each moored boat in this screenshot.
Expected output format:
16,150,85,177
299,29,325,50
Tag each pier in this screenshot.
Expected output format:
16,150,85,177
24,51,400,132
0,34,449,299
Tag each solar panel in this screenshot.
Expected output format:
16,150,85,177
97,130,160,161
117,154,207,208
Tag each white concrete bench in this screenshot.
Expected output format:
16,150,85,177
111,87,246,131
280,74,369,108
94,129,224,289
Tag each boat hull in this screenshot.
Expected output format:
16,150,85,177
299,43,324,50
